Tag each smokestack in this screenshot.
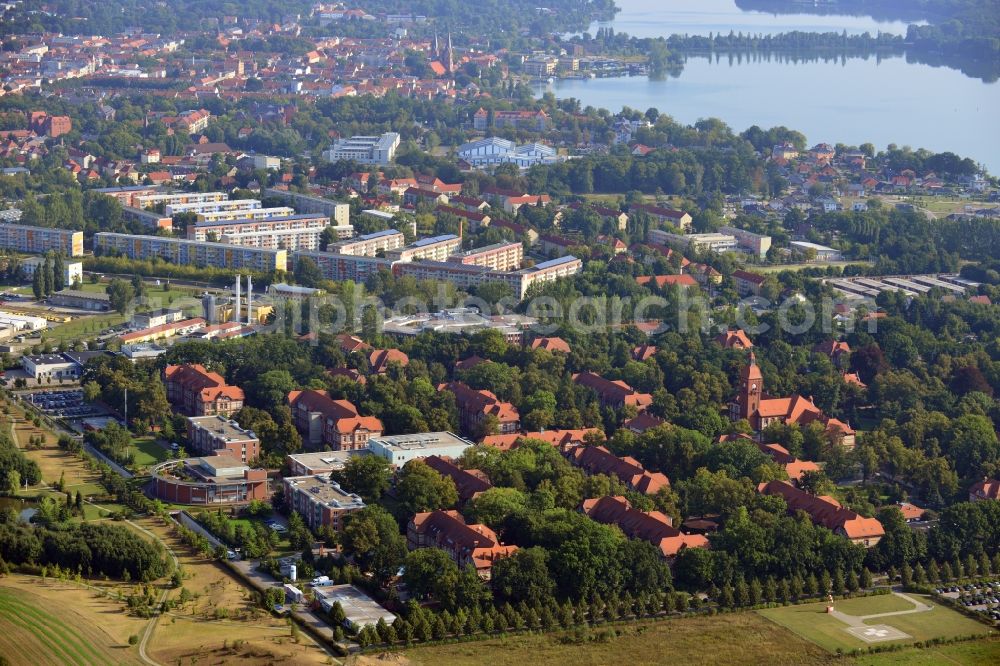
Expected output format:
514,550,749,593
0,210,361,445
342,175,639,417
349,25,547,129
232,274,241,323
246,275,253,326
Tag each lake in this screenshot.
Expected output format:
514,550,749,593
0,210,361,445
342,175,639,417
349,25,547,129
544,1,1000,174
583,0,922,38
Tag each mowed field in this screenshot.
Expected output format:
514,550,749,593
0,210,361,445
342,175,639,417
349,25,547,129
0,577,146,666
395,612,836,666
853,637,1000,665
758,594,994,653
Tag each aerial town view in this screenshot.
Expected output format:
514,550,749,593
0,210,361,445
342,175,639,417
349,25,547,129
0,0,999,664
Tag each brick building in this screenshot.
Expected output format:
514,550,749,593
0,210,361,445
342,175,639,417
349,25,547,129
163,364,245,416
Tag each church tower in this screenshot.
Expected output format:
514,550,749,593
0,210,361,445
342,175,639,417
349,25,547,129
445,32,454,74
734,351,763,422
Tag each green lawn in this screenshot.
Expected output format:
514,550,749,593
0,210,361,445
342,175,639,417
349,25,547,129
131,436,170,467
43,312,126,344
759,595,994,653
852,637,1000,664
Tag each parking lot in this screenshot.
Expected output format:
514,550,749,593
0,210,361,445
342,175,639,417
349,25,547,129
936,580,1000,623
24,389,98,418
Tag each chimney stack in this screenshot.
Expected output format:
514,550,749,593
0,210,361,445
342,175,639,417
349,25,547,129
232,274,241,323
246,274,253,326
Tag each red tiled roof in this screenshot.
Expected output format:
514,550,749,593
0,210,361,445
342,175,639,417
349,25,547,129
581,496,707,557
368,348,409,374
423,456,491,501
758,480,884,540
631,344,657,361
715,328,753,349
530,337,571,353
573,372,653,410
636,274,698,288
409,510,517,571
481,428,602,451
969,478,1000,500
566,445,668,495
287,389,383,435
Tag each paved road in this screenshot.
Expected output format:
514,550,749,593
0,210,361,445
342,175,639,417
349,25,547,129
830,591,934,627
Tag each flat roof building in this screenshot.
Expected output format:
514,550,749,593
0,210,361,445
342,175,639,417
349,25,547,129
286,449,369,477
284,475,365,530
264,188,350,226
312,585,397,629
327,229,405,257
367,431,474,467
323,132,400,166
187,415,260,463
0,223,83,257
95,233,287,273
151,456,268,505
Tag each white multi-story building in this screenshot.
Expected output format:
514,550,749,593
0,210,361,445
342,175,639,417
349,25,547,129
446,241,523,271
187,214,330,242
134,191,228,210
719,226,772,259
327,229,405,256
385,234,462,263
322,132,400,166
21,256,83,286
164,199,263,217
367,432,474,467
457,137,559,170
221,227,326,252
195,207,296,224
264,188,351,226
649,230,738,254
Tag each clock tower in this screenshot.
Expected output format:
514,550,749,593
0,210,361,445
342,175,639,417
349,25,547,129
735,351,763,421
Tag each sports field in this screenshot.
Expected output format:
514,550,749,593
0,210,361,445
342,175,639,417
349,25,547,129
758,593,993,653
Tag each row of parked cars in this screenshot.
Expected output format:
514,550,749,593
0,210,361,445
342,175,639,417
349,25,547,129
937,580,1000,622
30,389,94,417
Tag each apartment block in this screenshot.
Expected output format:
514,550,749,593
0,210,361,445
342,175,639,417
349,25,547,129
264,188,350,226
188,213,329,242
186,415,260,462
293,250,393,282
447,241,523,271
134,191,228,209
95,233,287,272
0,223,83,257
92,185,163,208
121,206,173,231
220,227,326,252
165,199,262,217
327,229,405,256
385,234,462,262
194,207,295,224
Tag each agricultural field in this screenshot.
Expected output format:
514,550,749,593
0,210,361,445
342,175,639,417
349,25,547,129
758,593,993,653
0,576,147,665
395,612,836,666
